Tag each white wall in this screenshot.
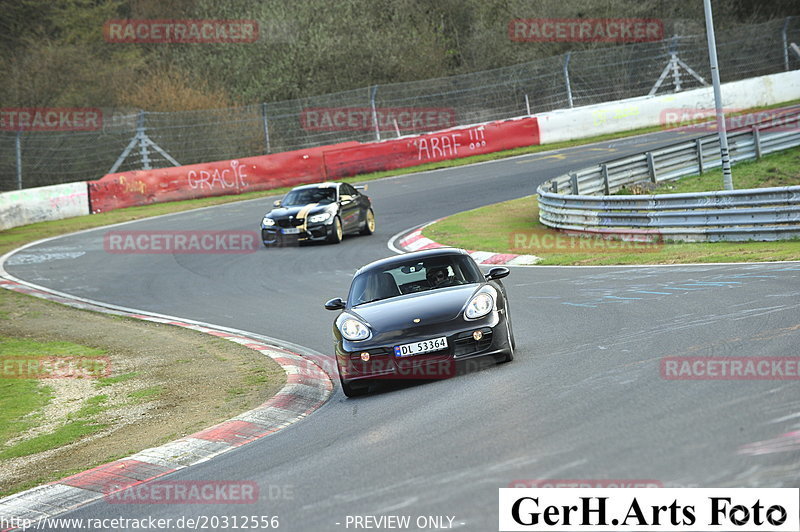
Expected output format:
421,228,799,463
0,182,90,231
536,70,800,144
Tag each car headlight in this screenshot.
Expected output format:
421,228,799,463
465,292,494,320
340,318,371,341
262,217,275,227
309,212,331,223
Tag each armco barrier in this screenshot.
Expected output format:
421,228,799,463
537,108,800,242
323,117,540,178
0,182,89,230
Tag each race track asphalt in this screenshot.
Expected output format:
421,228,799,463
5,127,800,531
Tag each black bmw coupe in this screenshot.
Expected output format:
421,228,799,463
260,182,375,246
325,248,515,397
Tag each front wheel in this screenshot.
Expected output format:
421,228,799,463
327,216,343,244
360,208,376,235
496,317,515,363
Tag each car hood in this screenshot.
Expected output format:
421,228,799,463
349,284,482,330
266,204,333,218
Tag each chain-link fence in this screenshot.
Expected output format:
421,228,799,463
1,17,798,191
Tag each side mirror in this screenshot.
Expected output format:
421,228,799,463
273,200,282,208
485,266,510,281
324,297,346,311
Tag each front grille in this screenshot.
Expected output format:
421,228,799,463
275,217,303,228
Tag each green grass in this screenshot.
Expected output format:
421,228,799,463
0,420,107,459
0,395,109,459
68,395,108,420
0,337,108,448
424,195,800,266
651,146,800,194
0,380,52,447
128,385,163,403
97,371,138,387
244,368,270,386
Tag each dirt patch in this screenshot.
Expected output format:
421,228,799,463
0,289,286,496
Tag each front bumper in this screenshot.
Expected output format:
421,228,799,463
261,222,335,244
336,312,511,382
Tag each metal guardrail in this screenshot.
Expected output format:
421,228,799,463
536,108,800,242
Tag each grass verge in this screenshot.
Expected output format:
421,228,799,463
648,146,800,194
424,195,800,266
0,286,286,497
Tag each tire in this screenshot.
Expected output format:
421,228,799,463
340,375,369,397
359,208,376,235
496,317,515,363
327,216,343,244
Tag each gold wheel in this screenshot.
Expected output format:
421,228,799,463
361,209,376,235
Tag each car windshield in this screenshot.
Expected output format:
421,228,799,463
348,255,484,306
282,187,336,206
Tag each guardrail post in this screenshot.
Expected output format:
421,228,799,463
550,180,558,193
646,152,657,183
261,103,271,154
695,139,705,174
569,172,579,194
15,130,22,190
752,125,762,159
601,164,610,195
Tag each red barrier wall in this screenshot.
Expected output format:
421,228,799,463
322,117,540,179
88,117,539,213
88,143,358,213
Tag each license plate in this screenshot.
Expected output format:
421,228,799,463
394,337,448,357
281,227,300,234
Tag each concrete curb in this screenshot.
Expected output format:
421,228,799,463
0,278,333,530
394,222,541,266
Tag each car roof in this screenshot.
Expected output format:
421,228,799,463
354,248,471,276
288,182,340,192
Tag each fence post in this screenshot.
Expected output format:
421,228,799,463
261,103,271,154
136,111,152,170
783,17,791,72
569,172,579,194
601,164,610,195
646,152,657,183
15,130,22,190
696,138,705,174
563,52,574,108
524,94,531,116
370,85,380,141
752,125,762,159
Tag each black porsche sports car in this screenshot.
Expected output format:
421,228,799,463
325,248,515,397
260,182,375,246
